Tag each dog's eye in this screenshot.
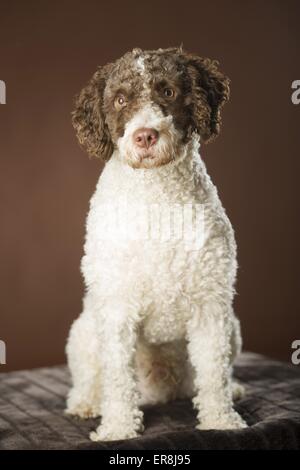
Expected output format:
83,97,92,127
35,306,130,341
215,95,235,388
114,94,127,110
164,88,175,98
118,96,125,105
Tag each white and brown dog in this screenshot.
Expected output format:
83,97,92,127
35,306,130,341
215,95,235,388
66,47,246,442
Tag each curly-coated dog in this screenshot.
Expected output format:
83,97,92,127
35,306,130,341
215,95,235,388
66,46,246,442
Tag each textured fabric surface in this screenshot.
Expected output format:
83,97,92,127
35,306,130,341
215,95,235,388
0,352,299,450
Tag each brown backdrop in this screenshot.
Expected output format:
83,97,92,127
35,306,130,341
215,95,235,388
0,0,299,371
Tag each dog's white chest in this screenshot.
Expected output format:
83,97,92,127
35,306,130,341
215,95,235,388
136,241,199,343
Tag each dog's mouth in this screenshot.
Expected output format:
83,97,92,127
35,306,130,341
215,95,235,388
136,148,157,162
130,152,174,170
140,153,155,161
129,148,165,169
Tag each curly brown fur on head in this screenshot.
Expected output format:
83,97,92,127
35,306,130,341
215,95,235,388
72,47,230,163
72,62,114,160
182,53,230,142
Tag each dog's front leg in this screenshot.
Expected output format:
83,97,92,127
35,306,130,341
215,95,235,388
187,301,247,430
90,301,143,442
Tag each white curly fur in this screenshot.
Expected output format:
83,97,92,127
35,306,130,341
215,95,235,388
66,103,246,441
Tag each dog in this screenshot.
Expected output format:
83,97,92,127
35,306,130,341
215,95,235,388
66,47,246,442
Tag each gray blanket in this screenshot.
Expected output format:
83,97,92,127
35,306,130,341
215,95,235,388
0,352,299,450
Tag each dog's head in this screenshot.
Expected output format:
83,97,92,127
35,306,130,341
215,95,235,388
72,47,230,169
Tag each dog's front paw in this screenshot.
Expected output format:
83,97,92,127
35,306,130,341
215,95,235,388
90,424,141,442
197,410,247,431
90,409,144,442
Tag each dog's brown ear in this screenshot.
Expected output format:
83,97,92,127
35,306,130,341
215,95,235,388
184,54,230,142
72,63,114,160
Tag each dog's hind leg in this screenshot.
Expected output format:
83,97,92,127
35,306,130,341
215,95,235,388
66,302,101,419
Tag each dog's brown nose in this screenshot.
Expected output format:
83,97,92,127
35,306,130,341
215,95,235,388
133,128,159,149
